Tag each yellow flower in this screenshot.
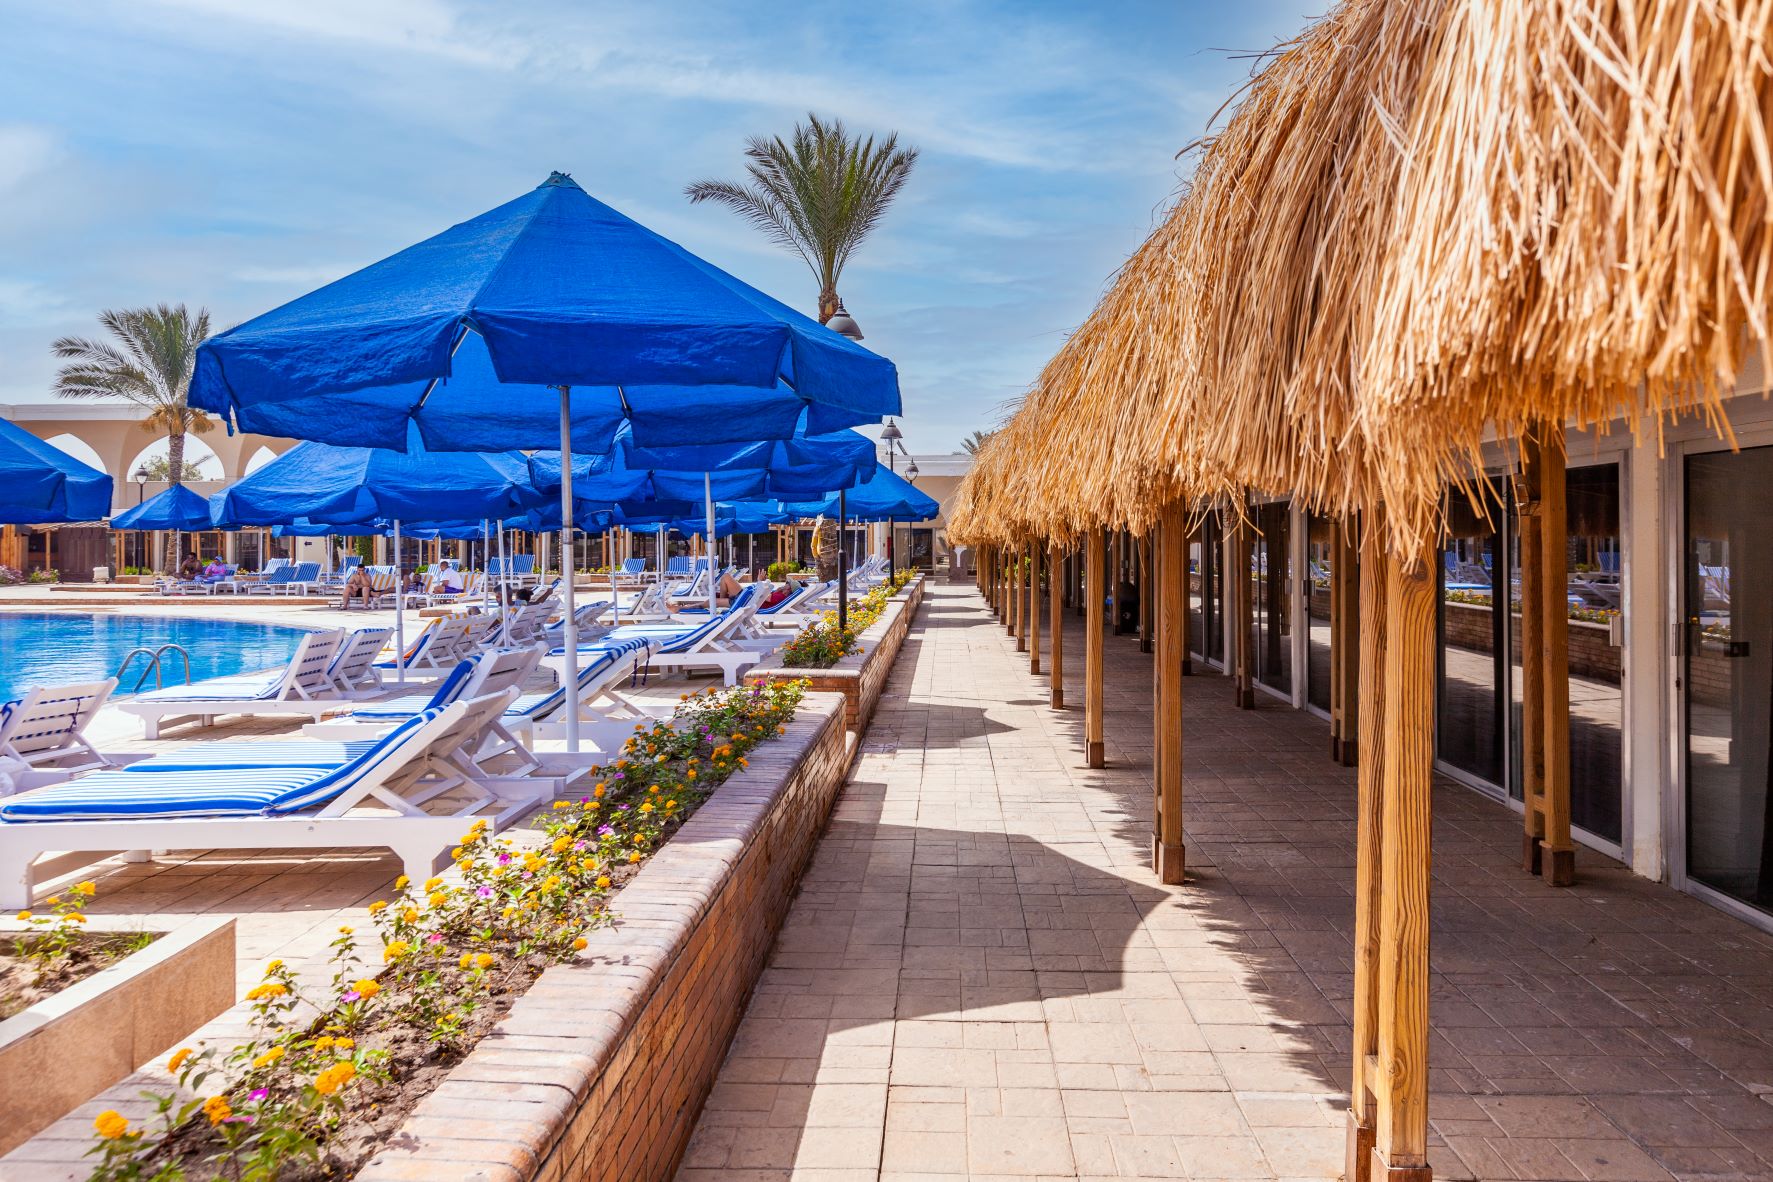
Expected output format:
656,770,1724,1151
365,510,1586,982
383,940,411,962
45,895,59,905
314,1036,335,1051
252,1046,286,1069
402,908,419,924
474,953,493,969
451,847,463,860
74,881,97,897
423,877,443,892
265,959,283,974
244,982,289,1001
428,891,447,908
458,952,473,970
14,910,29,921
352,978,381,999
334,1037,354,1050
93,1110,129,1140
167,1047,193,1074
337,925,353,935
628,851,642,864
552,836,570,853
552,800,570,809
638,802,654,814
66,913,87,924
572,936,588,951
664,800,678,811
595,875,611,889
542,875,561,892
587,801,600,811
394,875,410,890
686,770,697,780
203,1095,233,1125
314,1061,356,1096
368,900,388,915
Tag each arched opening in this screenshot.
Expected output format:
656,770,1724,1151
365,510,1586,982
43,433,109,477
242,445,279,476
124,436,224,483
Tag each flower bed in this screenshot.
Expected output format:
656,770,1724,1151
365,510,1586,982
3,886,151,1021
778,570,916,668
755,573,924,732
59,680,807,1182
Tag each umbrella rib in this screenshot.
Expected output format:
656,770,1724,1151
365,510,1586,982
410,322,479,415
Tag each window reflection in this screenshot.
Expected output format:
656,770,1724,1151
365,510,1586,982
1190,512,1224,666
1306,514,1334,711
1250,500,1292,695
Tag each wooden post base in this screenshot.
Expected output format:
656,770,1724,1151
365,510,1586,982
1523,832,1543,875
1541,842,1576,887
1236,685,1255,710
1052,690,1064,710
1140,637,1153,654
1182,656,1193,676
1369,1150,1433,1182
1017,633,1027,652
1331,736,1358,767
1345,1112,1375,1182
1087,741,1105,768
1152,838,1185,885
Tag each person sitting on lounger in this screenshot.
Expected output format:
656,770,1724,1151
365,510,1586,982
403,569,426,594
716,570,744,605
178,551,201,580
436,566,465,594
342,565,375,608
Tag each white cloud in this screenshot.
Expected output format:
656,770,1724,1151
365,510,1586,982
0,125,62,192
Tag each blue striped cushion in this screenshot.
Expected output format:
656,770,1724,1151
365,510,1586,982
0,711,438,821
125,739,382,770
511,649,621,720
133,670,286,702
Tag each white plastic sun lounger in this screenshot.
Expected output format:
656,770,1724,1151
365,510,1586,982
0,689,548,908
119,629,350,739
303,645,544,740
587,587,775,686
377,615,473,672
525,636,661,747
0,680,121,792
755,580,837,628
327,627,394,693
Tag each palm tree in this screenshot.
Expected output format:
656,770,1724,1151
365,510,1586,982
51,304,214,485
961,429,995,456
686,113,919,323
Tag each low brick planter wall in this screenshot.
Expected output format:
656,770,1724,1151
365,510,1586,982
0,916,234,1157
751,574,924,732
357,690,849,1182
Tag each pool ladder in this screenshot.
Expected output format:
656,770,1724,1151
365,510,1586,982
115,644,193,693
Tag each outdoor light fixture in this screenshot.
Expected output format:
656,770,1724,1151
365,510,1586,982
906,459,920,482
880,418,903,446
133,464,149,504
826,301,863,342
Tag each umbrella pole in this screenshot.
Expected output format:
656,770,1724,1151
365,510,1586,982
837,490,848,633
704,473,717,614
481,521,492,613
558,387,580,753
498,518,511,641
394,519,406,685
888,516,895,580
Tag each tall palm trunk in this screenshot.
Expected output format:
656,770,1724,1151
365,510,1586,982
818,286,839,324
167,431,187,486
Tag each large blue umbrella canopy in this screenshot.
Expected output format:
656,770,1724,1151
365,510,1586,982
110,483,216,532
528,426,878,506
185,172,900,451
782,468,939,523
0,417,113,524
211,430,541,528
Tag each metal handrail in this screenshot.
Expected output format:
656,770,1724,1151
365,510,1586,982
113,643,193,694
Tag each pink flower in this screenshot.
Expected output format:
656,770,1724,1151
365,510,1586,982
476,886,493,898
425,933,444,944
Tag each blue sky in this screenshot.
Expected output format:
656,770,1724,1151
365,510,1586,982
0,0,1322,452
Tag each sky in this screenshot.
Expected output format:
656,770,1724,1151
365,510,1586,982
0,0,1324,454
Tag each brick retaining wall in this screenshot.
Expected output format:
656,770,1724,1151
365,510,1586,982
752,574,924,732
357,690,848,1182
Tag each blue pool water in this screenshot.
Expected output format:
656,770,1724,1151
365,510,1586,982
0,613,313,702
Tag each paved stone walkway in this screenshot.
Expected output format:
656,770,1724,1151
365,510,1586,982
678,583,1773,1182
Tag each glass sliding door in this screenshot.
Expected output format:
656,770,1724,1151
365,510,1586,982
1305,513,1334,712
1564,463,1624,841
1251,499,1292,695
1190,513,1224,667
1685,448,1773,908
1438,483,1509,786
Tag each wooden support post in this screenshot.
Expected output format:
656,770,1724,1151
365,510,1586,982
1014,545,1026,647
1050,542,1064,708
1231,510,1255,709
1371,534,1436,1182
1181,522,1194,677
1519,437,1547,875
1029,543,1043,674
1085,530,1106,767
1139,534,1155,654
1075,546,1085,617
1330,520,1361,766
1346,510,1389,1182
1153,503,1186,883
1538,425,1575,886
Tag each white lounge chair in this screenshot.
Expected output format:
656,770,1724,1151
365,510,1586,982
583,586,776,686
755,579,837,628
524,636,662,747
303,645,545,741
377,615,473,672
119,630,350,739
327,627,394,693
0,680,120,792
0,689,548,908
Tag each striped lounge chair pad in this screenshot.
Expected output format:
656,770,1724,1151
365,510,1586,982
349,659,479,719
0,711,437,821
545,636,655,659
131,670,287,702
508,649,627,720
596,619,722,654
125,739,383,770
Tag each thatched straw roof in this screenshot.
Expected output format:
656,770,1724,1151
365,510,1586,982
952,0,1773,554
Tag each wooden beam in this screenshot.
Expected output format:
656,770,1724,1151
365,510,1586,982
1371,535,1435,1182
1519,435,1547,875
1538,424,1576,886
1330,519,1361,766
1050,542,1065,710
1085,529,1106,767
1014,544,1027,648
1029,543,1043,674
1232,509,1255,709
1346,510,1388,1181
1139,534,1155,654
1153,503,1186,883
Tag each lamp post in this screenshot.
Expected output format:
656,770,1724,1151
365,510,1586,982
827,301,863,342
133,465,149,505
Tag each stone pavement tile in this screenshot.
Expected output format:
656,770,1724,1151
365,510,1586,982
968,1115,1078,1175
880,1129,968,1174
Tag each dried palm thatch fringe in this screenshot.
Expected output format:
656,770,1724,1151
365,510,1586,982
952,0,1773,560
1360,0,1773,551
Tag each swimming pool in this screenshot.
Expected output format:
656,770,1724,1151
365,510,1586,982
0,613,314,702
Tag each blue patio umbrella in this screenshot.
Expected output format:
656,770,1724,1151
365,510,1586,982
110,483,216,532
0,417,113,525
780,468,938,523
185,172,901,748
